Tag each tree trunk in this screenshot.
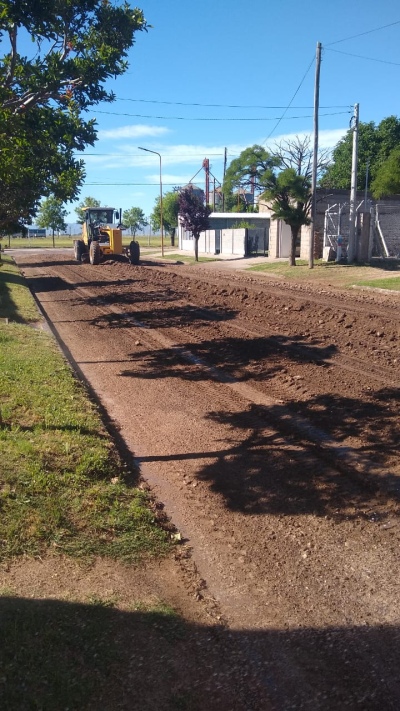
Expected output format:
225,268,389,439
52,229,55,248
170,228,175,247
194,236,199,262
289,226,298,266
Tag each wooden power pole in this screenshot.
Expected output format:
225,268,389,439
309,41,322,269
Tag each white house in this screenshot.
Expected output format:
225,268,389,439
178,212,271,257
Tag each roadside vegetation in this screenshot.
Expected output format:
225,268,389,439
1,234,164,250
0,254,169,562
249,258,400,290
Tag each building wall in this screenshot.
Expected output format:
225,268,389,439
178,212,270,255
260,190,400,260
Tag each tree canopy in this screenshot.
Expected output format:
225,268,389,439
122,207,148,236
262,168,311,266
223,145,279,201
371,146,400,198
320,116,400,191
151,191,180,245
75,196,101,224
178,186,211,261
0,1,149,230
36,196,68,245
223,142,313,266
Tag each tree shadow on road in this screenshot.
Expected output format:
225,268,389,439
0,595,399,711
91,304,238,330
195,393,400,518
119,334,337,383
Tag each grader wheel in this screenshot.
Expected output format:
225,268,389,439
129,240,140,265
89,241,101,265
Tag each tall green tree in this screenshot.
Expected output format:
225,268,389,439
224,142,313,266
320,116,400,191
222,145,279,209
122,207,148,236
36,197,68,246
75,197,101,224
151,191,180,245
371,147,400,198
0,1,149,229
261,169,311,267
178,186,211,262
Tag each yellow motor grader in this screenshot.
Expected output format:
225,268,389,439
73,207,140,265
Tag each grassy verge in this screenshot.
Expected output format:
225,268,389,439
160,253,218,264
249,258,400,289
1,234,165,249
353,276,400,291
0,255,169,562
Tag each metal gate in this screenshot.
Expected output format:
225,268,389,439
246,227,268,256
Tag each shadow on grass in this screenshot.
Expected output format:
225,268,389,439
0,270,30,323
369,258,400,271
0,595,399,710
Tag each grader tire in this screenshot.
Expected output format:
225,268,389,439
89,240,101,265
74,239,85,262
129,240,140,265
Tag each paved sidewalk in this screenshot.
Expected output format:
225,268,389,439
146,248,273,270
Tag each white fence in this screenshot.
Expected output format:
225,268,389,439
180,227,247,256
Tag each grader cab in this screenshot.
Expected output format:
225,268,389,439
73,207,140,265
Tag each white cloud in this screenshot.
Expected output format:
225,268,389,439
81,130,347,175
97,124,171,140
263,128,347,151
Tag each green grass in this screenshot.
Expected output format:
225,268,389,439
160,253,218,264
249,258,400,289
0,255,169,562
1,233,165,250
0,256,40,322
0,593,193,711
353,276,400,291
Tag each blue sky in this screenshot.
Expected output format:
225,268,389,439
68,0,400,223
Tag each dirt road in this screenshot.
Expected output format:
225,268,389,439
13,249,400,709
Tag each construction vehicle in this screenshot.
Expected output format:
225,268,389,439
73,207,140,265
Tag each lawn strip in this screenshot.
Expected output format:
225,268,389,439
0,254,169,562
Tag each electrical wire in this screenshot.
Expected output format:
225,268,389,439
84,182,202,186
112,97,351,110
325,19,400,46
89,109,350,121
325,47,400,66
81,152,227,156
262,55,316,143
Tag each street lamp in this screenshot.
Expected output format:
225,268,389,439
138,146,164,257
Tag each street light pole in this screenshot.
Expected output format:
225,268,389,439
138,146,164,257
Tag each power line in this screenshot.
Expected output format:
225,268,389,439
326,19,400,46
112,97,350,110
84,182,203,186
89,109,350,121
262,55,316,143
81,152,226,156
325,47,400,66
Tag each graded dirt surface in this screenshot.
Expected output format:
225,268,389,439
6,249,400,710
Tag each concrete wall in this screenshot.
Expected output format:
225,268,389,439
260,190,400,260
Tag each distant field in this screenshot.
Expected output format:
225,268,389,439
1,234,165,250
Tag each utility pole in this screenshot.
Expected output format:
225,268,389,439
222,147,227,211
347,103,359,263
309,41,322,269
364,158,370,210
